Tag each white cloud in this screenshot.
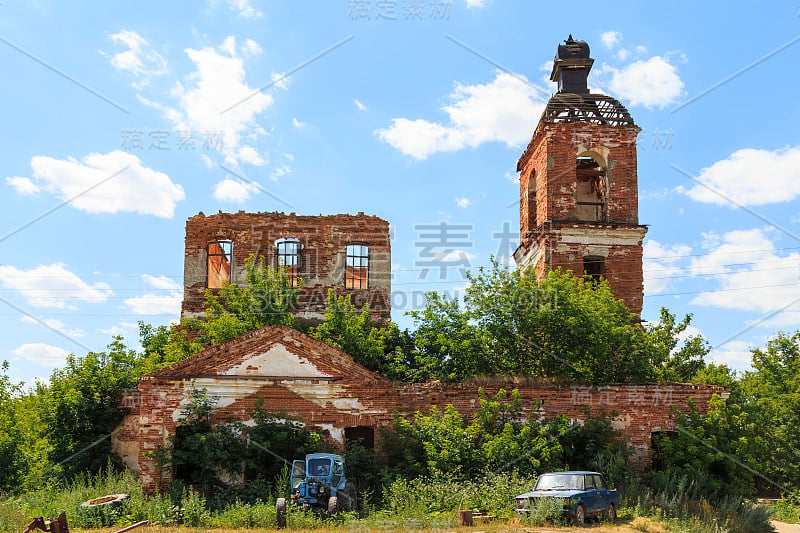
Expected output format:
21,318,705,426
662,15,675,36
616,49,630,61
643,239,692,295
376,71,547,159
141,37,272,167
212,0,262,17
271,165,291,180
708,341,753,371
125,294,182,316
466,0,487,7
681,147,800,206
241,38,262,56
455,197,471,208
213,177,258,202
270,71,289,90
142,274,181,291
13,343,70,367
606,56,684,108
689,229,800,327
106,30,167,87
292,117,306,129
601,31,621,48
237,146,266,166
98,322,138,336
20,315,86,337
11,150,184,217
0,263,113,309
6,176,39,195
354,99,367,111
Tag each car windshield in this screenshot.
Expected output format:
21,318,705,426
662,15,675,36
535,474,584,490
308,458,331,477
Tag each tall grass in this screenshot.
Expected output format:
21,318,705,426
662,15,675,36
0,468,780,533
620,475,773,533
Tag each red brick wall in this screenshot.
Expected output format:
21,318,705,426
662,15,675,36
516,121,646,315
182,212,391,324
116,325,725,494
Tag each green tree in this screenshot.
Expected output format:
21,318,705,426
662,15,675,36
741,331,800,492
0,362,29,491
164,387,247,493
652,395,764,496
40,338,141,478
200,254,300,345
382,389,568,481
409,263,707,383
310,290,411,379
243,399,324,486
644,308,708,382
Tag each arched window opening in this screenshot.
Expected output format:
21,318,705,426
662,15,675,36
276,238,301,287
528,170,537,228
207,240,233,288
576,156,605,221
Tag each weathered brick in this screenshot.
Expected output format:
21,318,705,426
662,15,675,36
112,326,726,494
182,211,391,324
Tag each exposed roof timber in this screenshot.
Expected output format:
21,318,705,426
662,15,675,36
542,93,635,127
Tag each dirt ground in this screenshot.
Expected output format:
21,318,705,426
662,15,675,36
772,520,800,533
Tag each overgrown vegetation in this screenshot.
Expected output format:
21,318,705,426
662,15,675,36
0,256,797,532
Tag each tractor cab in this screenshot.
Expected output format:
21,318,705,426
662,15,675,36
289,453,346,509
278,452,353,526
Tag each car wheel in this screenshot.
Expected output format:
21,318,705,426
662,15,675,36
607,503,616,522
276,497,287,528
575,503,586,524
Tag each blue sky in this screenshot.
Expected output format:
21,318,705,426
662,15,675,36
1,0,799,385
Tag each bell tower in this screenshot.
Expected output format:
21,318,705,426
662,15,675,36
514,36,647,316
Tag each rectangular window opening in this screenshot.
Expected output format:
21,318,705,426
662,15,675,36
276,239,301,287
584,257,605,284
207,240,232,288
345,244,369,289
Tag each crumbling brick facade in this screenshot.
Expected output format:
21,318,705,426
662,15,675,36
514,38,647,316
112,326,727,494
182,211,391,324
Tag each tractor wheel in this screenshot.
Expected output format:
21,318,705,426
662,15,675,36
575,503,586,524
327,496,339,515
276,497,287,528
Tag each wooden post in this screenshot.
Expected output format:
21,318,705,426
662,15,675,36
457,509,473,526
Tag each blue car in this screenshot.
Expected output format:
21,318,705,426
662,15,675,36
515,471,620,524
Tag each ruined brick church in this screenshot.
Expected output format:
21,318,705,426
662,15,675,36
113,38,721,493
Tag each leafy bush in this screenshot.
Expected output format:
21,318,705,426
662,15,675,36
382,471,537,518
381,388,569,481
157,387,325,504
771,497,800,523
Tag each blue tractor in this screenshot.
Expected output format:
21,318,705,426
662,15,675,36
276,453,354,527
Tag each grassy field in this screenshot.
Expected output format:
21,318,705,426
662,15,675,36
70,517,674,533
1,469,791,533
